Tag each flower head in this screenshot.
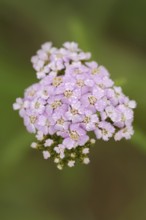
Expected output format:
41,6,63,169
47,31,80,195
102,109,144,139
13,41,136,170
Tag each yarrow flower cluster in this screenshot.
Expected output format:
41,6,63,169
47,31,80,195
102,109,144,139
13,42,136,170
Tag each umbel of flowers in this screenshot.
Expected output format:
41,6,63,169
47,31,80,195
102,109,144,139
13,42,136,170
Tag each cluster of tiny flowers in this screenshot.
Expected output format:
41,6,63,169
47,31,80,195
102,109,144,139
13,42,136,170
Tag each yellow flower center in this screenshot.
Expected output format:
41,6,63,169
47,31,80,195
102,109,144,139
70,108,78,115
102,129,108,135
76,79,84,87
52,77,63,87
29,90,36,97
88,96,97,105
29,116,37,124
57,118,64,125
91,68,100,75
70,131,79,141
64,90,73,98
51,100,62,109
43,90,48,96
83,116,90,124
35,101,40,109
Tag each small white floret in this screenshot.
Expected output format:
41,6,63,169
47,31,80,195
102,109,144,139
54,158,60,163
68,160,75,167
90,138,96,144
71,153,76,158
57,164,63,170
128,100,137,109
42,151,50,159
30,142,37,149
44,139,54,147
83,157,90,164
82,148,89,154
36,131,44,141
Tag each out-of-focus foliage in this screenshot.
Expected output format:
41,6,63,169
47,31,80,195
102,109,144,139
0,0,146,219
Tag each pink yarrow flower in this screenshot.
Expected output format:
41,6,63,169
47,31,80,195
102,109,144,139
13,41,136,169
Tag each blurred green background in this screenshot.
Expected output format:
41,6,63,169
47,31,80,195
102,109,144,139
0,0,146,219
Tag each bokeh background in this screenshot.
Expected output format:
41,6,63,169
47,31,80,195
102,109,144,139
0,0,146,219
